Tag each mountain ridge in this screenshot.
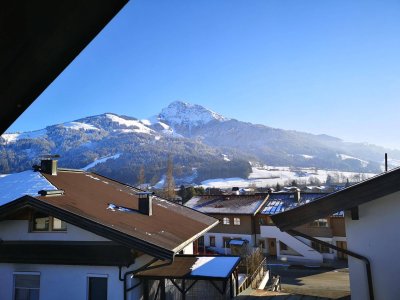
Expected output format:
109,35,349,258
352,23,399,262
1,101,399,186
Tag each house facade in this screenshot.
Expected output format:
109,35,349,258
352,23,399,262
186,192,347,265
185,194,269,254
0,160,219,300
257,192,347,264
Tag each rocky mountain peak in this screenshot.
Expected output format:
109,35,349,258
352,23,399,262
158,101,228,127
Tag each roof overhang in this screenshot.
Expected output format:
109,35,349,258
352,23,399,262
0,0,128,134
271,167,400,231
0,241,135,266
0,196,175,260
135,255,241,280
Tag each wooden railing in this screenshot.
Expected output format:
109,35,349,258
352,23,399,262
237,257,267,293
250,257,267,289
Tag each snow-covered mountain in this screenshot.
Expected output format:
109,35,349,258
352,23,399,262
1,101,399,186
158,101,228,128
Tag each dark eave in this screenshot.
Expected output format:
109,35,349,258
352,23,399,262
0,196,175,261
0,241,135,266
271,167,400,231
135,255,241,280
0,0,128,134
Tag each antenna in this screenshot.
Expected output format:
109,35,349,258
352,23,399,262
385,153,388,172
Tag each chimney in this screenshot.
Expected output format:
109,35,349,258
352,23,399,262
136,192,153,216
40,155,59,176
294,189,301,203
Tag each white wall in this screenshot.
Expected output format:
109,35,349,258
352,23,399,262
260,226,323,264
182,242,194,255
345,191,400,300
0,220,109,241
0,254,154,300
203,232,254,254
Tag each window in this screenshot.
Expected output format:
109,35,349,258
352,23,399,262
311,241,331,253
222,237,231,248
279,241,288,251
209,236,216,247
310,218,328,227
233,217,240,225
259,216,274,225
198,236,204,247
88,276,108,300
222,217,230,225
14,273,40,300
31,212,66,232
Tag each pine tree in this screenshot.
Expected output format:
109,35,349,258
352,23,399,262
178,185,187,200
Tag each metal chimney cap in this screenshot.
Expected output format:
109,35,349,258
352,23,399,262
41,154,60,160
135,192,154,195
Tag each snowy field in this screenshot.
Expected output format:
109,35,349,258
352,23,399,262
200,166,377,188
82,153,121,171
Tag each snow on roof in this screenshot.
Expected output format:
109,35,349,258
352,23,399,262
190,256,240,278
62,121,99,131
185,195,267,214
105,114,153,134
229,239,246,246
0,170,57,206
82,153,121,171
262,193,328,215
262,200,287,215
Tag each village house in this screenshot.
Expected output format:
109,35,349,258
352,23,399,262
186,191,347,266
258,191,347,264
185,194,269,254
271,167,400,300
0,159,244,300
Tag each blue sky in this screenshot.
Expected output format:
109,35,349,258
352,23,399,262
9,0,400,149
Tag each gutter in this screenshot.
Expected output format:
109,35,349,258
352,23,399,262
287,229,374,300
119,257,174,300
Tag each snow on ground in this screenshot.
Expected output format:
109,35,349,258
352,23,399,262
337,154,369,167
0,171,57,205
106,114,153,134
82,154,121,171
62,122,99,131
154,175,166,189
222,154,231,162
1,129,47,144
200,166,376,188
201,177,250,188
140,119,152,126
380,158,400,171
238,274,247,286
159,101,228,127
299,154,314,159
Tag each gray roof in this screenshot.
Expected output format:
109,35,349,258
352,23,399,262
262,192,328,215
271,167,400,231
185,194,268,215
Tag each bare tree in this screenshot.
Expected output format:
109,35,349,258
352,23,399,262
137,165,145,188
164,155,176,200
